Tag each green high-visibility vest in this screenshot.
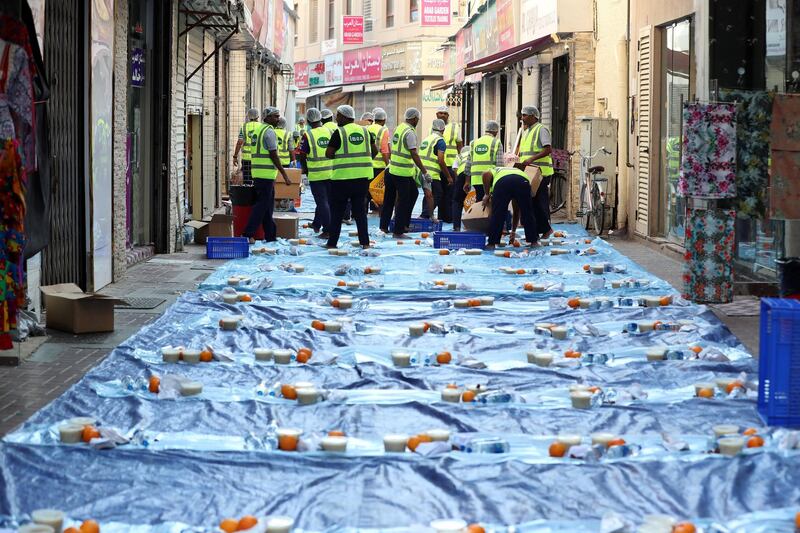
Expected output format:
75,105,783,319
519,123,553,176
419,133,444,180
390,122,417,178
251,124,278,180
331,123,373,180
305,127,332,182
274,128,292,166
241,121,262,161
456,152,468,176
490,166,530,192
443,122,460,166
470,134,500,185
368,123,389,169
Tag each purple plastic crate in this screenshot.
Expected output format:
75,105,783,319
758,298,800,427
206,237,250,259
433,231,486,250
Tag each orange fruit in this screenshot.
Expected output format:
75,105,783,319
237,516,258,531
503,251,511,258
564,350,581,359
296,349,312,364
584,239,592,244
583,264,590,271
337,280,346,287
697,388,714,398
467,525,486,533
726,381,744,394
64,529,80,533
437,352,452,364
462,390,476,402
513,240,521,248
331,299,341,308
746,436,765,448
587,386,602,394
743,427,758,436
468,298,481,307
81,426,101,443
795,511,800,529
329,430,345,437
690,345,703,354
434,280,445,286
439,249,450,255
406,436,422,452
298,238,307,245
80,520,100,533
523,283,534,291
364,267,372,274
200,350,213,362
148,375,160,394
652,321,663,329
549,441,568,457
608,438,626,448
421,232,430,238
672,523,696,533
415,240,421,245
240,294,253,302
567,298,580,309
659,296,672,306
281,384,298,400
446,383,459,389
397,241,404,245
311,320,325,331
218,319,224,328
516,268,525,275
423,323,431,333
219,518,239,533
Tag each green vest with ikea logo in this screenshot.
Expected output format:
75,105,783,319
241,121,262,161
519,123,553,176
490,166,530,192
305,127,332,182
443,122,460,166
251,124,278,180
368,123,389,169
274,128,291,166
419,133,444,180
390,122,416,178
470,134,500,185
332,122,373,180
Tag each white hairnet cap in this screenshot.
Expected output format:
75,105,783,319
263,106,280,117
404,107,421,120
306,107,322,122
360,112,375,121
432,119,446,132
247,108,259,120
321,109,334,119
337,105,355,119
373,107,387,120
521,105,540,119
436,106,449,114
485,120,500,133
277,118,287,128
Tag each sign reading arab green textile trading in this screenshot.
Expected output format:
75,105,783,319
308,61,325,87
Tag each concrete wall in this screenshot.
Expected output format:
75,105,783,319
112,0,129,278
169,0,185,252
566,33,597,219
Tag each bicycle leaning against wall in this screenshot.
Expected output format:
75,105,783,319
573,147,612,236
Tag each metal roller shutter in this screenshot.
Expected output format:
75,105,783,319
186,28,204,110
635,27,652,237
173,21,187,226
539,64,552,128
202,32,216,217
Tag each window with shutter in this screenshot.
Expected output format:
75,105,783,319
364,0,373,32
635,27,652,237
309,0,319,42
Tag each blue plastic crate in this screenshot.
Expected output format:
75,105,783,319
758,298,800,427
206,237,250,259
433,231,486,250
388,218,443,233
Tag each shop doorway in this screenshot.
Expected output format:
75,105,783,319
499,75,508,144
551,55,569,149
187,114,203,220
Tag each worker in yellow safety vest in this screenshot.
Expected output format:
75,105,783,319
232,107,262,182
435,105,462,223
324,105,378,249
274,117,295,167
450,145,471,231
297,107,332,238
515,105,553,239
418,118,452,220
467,120,503,201
481,166,540,248
243,106,293,243
368,108,391,178
321,109,337,133
379,107,433,238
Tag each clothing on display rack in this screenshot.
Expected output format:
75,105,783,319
770,93,800,152
678,102,737,199
769,94,800,221
682,207,735,304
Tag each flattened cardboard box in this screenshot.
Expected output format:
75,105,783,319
41,283,124,334
275,168,302,200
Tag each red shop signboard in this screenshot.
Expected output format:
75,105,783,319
342,46,381,83
294,61,309,89
421,0,451,26
342,15,364,45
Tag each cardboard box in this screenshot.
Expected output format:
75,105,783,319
186,214,234,244
186,220,210,244
274,212,300,239
275,168,302,200
41,283,123,334
462,203,492,234
524,166,544,196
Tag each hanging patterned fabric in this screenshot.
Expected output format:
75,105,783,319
769,94,800,221
682,207,735,304
678,102,737,199
0,16,35,173
718,90,773,218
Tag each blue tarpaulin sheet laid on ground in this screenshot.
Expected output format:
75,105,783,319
1,196,799,532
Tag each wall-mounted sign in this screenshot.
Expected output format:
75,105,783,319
321,38,337,55
520,0,557,43
294,61,309,88
342,15,364,45
325,52,343,85
131,47,145,87
308,61,325,87
421,0,451,26
343,46,382,83
497,0,515,51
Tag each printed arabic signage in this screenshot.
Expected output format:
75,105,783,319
382,42,411,76
325,52,343,85
294,61,309,89
131,47,144,87
421,0,451,26
471,1,498,60
308,61,325,87
321,39,337,55
342,15,364,44
343,46,381,83
520,0,557,43
497,0,515,51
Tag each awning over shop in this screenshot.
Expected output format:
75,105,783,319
342,84,364,93
383,80,414,90
430,79,455,91
364,82,386,93
295,86,339,102
464,35,554,76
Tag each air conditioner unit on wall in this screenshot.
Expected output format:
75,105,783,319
579,116,619,228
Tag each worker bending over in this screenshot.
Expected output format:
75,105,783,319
481,166,539,248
